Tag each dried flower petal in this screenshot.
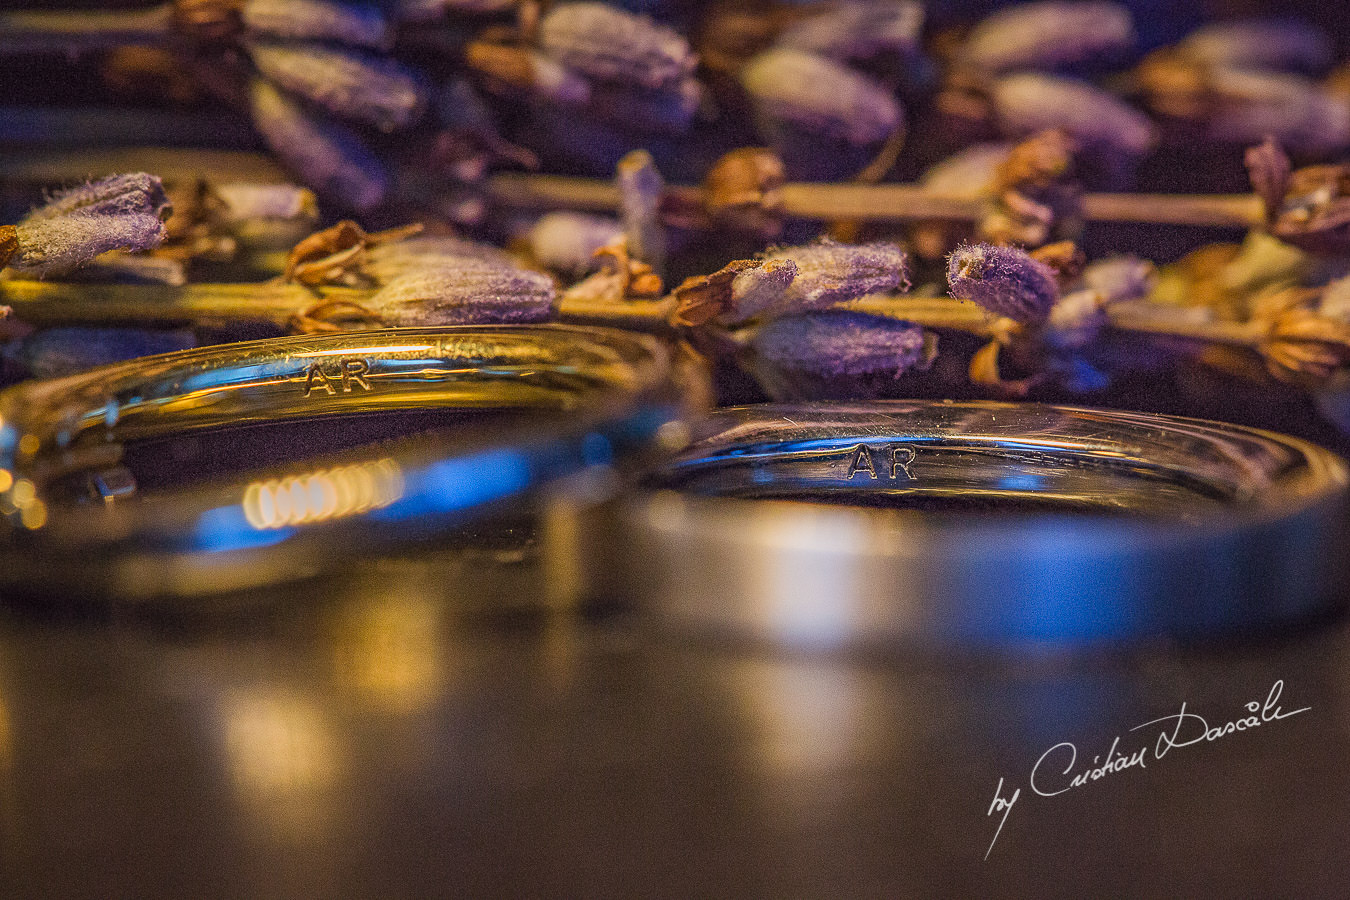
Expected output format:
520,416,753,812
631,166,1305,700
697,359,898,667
213,182,318,225
947,242,1059,324
1179,19,1332,73
1266,164,1350,255
702,148,785,239
749,310,931,378
8,173,170,277
1080,256,1155,303
962,2,1135,74
464,42,592,106
538,2,695,90
763,239,910,314
740,49,901,147
1045,288,1107,350
249,78,388,211
776,0,924,64
920,143,1011,198
9,327,195,378
248,41,426,131
991,73,1155,157
523,212,624,276
366,260,555,326
241,0,389,48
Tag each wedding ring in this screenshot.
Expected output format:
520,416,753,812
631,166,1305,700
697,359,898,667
0,325,695,599
606,402,1350,648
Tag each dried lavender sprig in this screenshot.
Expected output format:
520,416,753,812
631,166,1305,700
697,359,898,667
4,173,170,277
740,49,901,147
242,0,390,49
364,261,555,326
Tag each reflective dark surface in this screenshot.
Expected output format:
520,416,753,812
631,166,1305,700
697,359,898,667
0,550,1347,898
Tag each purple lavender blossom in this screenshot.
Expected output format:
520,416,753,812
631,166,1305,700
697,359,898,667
24,172,169,222
725,258,799,322
363,234,517,283
1180,19,1332,72
740,49,901,147
765,240,910,312
9,173,169,277
366,260,556,326
947,243,1059,324
248,41,426,132
962,2,1135,74
776,1,924,65
749,311,929,377
991,73,1155,157
241,0,390,49
538,3,695,91
249,78,389,211
1206,69,1350,156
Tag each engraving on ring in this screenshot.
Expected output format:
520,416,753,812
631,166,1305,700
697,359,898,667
303,358,373,397
846,444,916,481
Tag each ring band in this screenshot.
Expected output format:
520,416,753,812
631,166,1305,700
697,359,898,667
0,324,695,599
607,402,1350,648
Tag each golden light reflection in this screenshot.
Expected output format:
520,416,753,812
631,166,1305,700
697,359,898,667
242,457,403,530
331,597,444,713
224,690,339,840
727,657,883,776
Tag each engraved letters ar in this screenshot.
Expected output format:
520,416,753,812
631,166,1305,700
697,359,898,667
303,358,373,397
845,444,916,481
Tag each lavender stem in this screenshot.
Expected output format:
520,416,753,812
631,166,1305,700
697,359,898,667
0,5,175,55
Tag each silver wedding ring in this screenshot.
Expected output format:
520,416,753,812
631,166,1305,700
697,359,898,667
0,325,697,599
606,402,1350,648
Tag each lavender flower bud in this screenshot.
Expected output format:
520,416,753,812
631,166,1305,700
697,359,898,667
538,2,695,90
765,239,910,313
249,78,388,211
777,1,924,65
962,2,1134,74
948,243,1059,324
248,41,426,132
749,311,930,377
365,260,556,326
992,73,1155,157
726,258,799,322
9,327,195,378
617,149,664,269
363,234,516,283
1206,69,1350,155
9,173,169,277
1180,19,1332,73
1080,256,1155,303
24,172,169,223
740,49,901,147
241,0,390,49
524,212,624,276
